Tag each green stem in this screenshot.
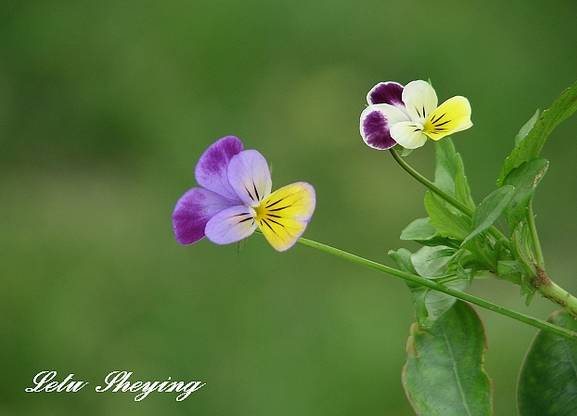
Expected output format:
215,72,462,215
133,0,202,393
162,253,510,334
389,147,473,216
292,236,577,340
389,148,508,244
532,268,577,317
527,199,545,269
538,280,577,318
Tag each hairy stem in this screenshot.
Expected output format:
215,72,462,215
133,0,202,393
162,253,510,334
288,235,577,339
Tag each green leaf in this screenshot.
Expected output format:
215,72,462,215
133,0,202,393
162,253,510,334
462,185,515,246
401,218,459,247
498,80,577,185
403,301,493,416
515,109,540,146
435,138,476,210
518,310,577,416
425,192,472,241
401,218,437,241
422,280,468,323
496,260,523,285
503,158,549,227
389,248,418,275
411,245,457,278
389,248,429,324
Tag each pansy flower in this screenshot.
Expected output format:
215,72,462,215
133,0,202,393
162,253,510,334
172,136,316,252
360,80,473,150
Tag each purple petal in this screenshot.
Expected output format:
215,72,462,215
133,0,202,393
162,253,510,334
367,81,404,107
205,205,257,245
172,188,236,245
194,136,244,201
227,150,272,206
360,104,408,150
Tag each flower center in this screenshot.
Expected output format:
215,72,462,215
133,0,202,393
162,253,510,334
254,203,267,221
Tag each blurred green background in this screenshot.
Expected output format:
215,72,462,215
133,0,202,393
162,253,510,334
1,0,577,414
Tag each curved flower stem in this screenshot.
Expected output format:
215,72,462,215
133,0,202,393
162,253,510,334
389,147,473,216
389,148,508,244
527,199,545,269
288,235,577,340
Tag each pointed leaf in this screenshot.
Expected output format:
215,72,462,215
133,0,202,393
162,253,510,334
423,279,468,323
403,301,493,416
515,109,540,145
425,192,472,241
462,185,515,246
411,245,456,278
401,218,437,241
518,310,577,416
435,138,476,210
498,80,577,185
503,158,549,227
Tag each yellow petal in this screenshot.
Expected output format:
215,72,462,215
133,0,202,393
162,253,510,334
255,182,316,252
423,96,473,141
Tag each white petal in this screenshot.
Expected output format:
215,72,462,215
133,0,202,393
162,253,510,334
227,150,273,207
205,205,257,245
402,80,438,123
390,121,428,149
359,104,410,150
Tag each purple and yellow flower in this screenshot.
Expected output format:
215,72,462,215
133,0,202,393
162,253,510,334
360,80,473,150
172,136,316,252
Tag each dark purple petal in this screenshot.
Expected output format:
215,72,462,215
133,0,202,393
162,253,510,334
360,108,397,150
194,136,244,201
172,188,236,245
367,81,404,106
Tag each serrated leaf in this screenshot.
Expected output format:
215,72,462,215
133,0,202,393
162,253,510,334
462,185,515,246
403,301,493,416
518,310,577,416
411,246,457,278
435,138,476,210
503,158,549,227
515,109,540,146
425,192,472,241
498,80,577,185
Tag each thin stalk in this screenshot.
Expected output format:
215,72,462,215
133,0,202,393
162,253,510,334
389,147,473,216
289,236,577,340
389,148,508,244
527,199,545,269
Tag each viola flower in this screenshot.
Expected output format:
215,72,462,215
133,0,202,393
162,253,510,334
172,136,316,252
360,80,473,150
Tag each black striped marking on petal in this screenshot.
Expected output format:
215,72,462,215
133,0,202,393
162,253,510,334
269,205,292,212
431,113,446,124
435,119,451,127
252,182,261,201
266,217,286,228
260,218,277,235
266,198,285,208
245,186,256,202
